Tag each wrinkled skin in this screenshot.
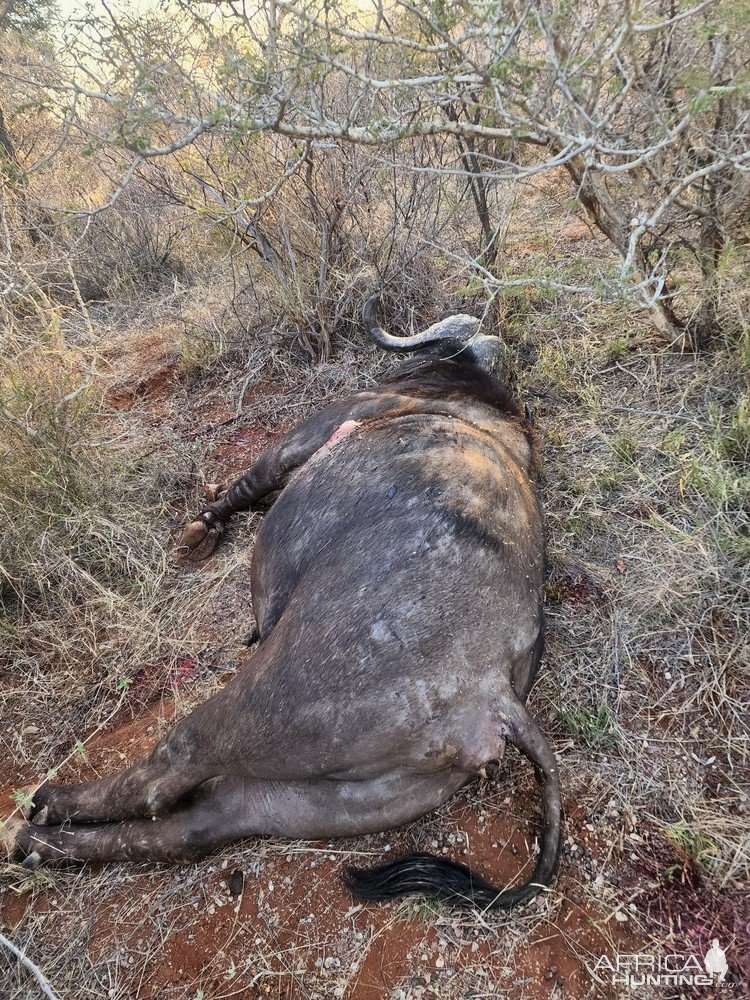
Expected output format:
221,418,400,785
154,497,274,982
7,346,559,909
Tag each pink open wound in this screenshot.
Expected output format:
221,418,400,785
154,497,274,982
308,419,361,464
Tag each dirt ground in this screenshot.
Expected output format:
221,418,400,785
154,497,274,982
1,182,748,998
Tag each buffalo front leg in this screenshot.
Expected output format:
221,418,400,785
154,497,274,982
176,407,356,560
176,391,407,561
10,769,468,865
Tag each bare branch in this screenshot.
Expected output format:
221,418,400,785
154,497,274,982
0,932,60,1000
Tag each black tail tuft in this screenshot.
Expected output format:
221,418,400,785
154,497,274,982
343,851,539,911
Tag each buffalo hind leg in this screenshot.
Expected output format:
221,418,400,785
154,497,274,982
28,731,215,827
26,684,247,826
12,770,468,865
14,777,235,865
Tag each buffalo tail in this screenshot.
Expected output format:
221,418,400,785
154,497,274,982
342,701,562,910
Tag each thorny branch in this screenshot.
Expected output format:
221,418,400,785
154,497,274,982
1,0,748,345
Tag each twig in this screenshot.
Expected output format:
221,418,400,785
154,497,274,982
0,932,60,1000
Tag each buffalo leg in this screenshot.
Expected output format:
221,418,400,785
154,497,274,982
177,392,407,560
11,769,468,865
27,719,218,826
28,759,197,828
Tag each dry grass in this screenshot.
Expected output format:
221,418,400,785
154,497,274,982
525,314,749,873
0,304,213,775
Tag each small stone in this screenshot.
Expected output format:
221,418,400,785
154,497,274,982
435,954,445,969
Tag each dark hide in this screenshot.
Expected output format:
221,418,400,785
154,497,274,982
8,340,561,912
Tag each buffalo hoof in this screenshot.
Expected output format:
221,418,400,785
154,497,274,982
1,814,30,864
31,805,49,826
176,515,225,562
21,780,56,824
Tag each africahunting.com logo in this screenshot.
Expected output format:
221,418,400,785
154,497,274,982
588,939,737,989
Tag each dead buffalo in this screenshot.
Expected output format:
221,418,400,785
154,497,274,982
8,295,561,910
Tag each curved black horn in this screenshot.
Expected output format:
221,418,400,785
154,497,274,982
363,294,480,351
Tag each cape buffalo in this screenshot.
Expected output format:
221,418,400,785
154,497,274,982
8,295,561,910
